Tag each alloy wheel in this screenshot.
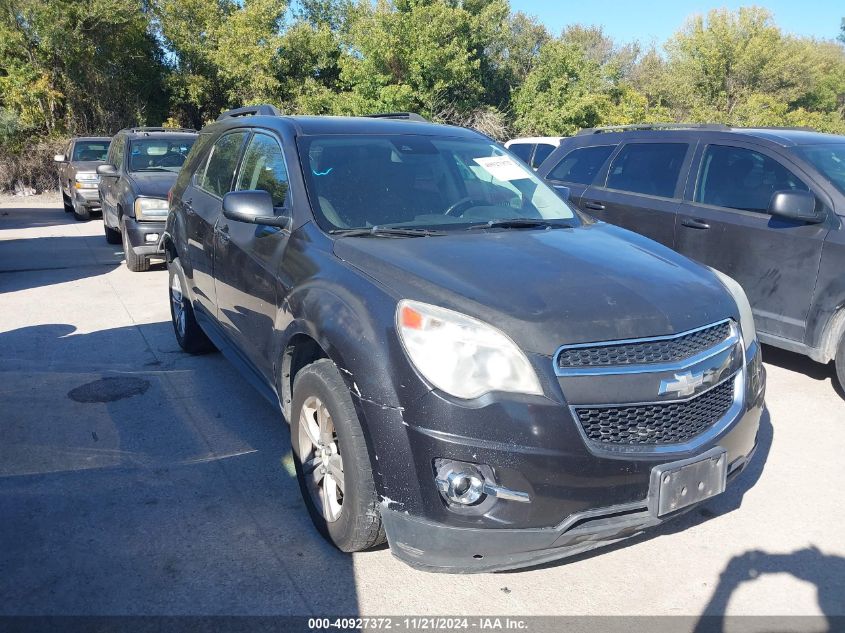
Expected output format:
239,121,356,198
298,396,344,522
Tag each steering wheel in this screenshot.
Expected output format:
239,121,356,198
444,197,490,217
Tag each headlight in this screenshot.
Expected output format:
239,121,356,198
396,300,543,399
75,172,99,189
134,197,169,220
709,267,757,349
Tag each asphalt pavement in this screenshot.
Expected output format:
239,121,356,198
1,199,843,624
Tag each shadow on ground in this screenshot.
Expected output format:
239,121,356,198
762,344,844,399
0,321,359,615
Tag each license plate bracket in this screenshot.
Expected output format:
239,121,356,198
648,447,727,517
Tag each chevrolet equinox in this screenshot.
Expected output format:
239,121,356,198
162,106,765,572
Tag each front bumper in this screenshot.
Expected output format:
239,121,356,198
124,217,165,258
73,188,101,209
359,341,765,573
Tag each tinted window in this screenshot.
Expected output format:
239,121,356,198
548,145,615,185
110,137,126,170
129,138,196,173
606,143,687,197
72,141,109,162
200,132,248,197
696,145,808,212
236,133,289,207
508,143,534,163
531,143,556,168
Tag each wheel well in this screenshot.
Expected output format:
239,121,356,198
280,334,328,422
820,307,845,363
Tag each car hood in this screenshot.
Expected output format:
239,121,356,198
70,160,105,173
333,223,738,355
128,171,178,199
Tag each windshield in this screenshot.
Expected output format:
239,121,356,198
298,134,577,232
795,144,845,196
129,138,196,173
72,141,109,162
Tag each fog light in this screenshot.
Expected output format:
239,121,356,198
436,467,485,505
145,233,159,243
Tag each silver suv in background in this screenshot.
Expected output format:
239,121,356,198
54,137,111,221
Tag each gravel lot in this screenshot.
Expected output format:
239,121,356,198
1,200,844,625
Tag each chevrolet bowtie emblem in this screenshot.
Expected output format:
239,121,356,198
659,370,714,398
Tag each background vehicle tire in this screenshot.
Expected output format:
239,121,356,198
71,199,91,221
121,219,150,272
836,335,845,394
168,257,215,354
291,359,385,552
104,222,121,244
62,193,73,213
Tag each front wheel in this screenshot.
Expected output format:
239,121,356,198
121,219,150,272
104,221,121,244
291,359,385,552
72,199,91,221
62,193,73,213
835,335,845,394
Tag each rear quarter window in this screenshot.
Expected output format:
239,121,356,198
508,143,534,164
547,145,615,185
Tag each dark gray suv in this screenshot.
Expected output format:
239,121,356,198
538,124,845,392
162,107,764,572
97,127,197,271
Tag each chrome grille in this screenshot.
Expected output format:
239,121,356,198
574,379,735,446
557,321,732,369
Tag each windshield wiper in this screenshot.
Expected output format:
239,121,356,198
466,218,575,230
330,226,445,238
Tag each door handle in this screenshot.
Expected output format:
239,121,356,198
681,218,711,230
583,201,605,211
183,198,195,215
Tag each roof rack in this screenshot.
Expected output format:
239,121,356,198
126,126,196,134
217,105,281,121
576,123,730,135
366,112,428,122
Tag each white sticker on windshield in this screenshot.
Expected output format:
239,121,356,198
473,156,531,181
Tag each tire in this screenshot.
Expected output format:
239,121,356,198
291,359,385,552
168,257,215,354
121,218,150,272
72,199,91,221
836,335,845,394
62,193,73,213
104,221,121,244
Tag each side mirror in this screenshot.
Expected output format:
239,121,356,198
222,190,289,228
96,164,119,178
768,190,824,224
554,185,571,201
54,154,67,163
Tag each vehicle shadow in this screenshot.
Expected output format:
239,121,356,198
692,547,845,632
0,204,78,230
509,407,774,573
0,321,359,615
761,344,844,400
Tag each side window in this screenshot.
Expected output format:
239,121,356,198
606,143,688,198
695,145,809,213
548,145,615,185
531,143,556,169
111,137,126,171
508,143,534,164
200,131,248,198
235,133,289,207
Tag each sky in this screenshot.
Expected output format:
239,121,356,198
508,1,844,45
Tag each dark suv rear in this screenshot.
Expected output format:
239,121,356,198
162,107,764,572
538,124,845,392
97,127,197,271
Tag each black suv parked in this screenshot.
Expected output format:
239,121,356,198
97,127,197,271
538,124,845,391
163,107,764,572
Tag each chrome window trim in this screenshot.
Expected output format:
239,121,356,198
554,319,737,377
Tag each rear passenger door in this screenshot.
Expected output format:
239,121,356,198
676,141,832,342
99,135,125,227
187,130,249,318
214,131,292,379
580,140,694,249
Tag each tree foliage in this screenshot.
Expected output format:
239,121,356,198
0,0,844,164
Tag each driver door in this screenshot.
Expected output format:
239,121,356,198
214,131,293,379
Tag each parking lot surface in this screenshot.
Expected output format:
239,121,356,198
1,200,844,622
